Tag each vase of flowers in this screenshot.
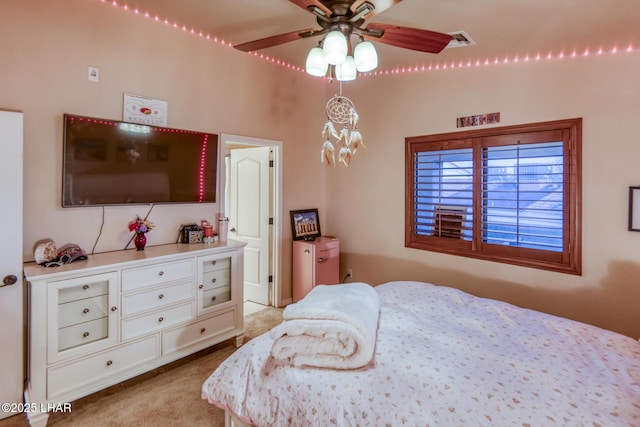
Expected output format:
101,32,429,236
128,216,155,251
134,232,147,251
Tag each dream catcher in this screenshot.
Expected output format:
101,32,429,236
321,89,365,167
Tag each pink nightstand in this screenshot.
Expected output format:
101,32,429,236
292,237,339,302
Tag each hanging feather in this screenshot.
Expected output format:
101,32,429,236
322,120,338,141
338,145,352,167
349,129,366,154
349,107,360,129
321,140,335,167
338,127,350,147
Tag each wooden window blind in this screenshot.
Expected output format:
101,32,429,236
405,118,581,275
482,141,564,251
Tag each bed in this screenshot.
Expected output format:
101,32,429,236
202,281,640,426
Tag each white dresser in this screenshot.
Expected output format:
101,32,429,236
23,241,245,427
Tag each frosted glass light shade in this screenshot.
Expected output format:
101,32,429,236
354,40,378,72
323,30,348,65
306,47,328,76
336,56,357,81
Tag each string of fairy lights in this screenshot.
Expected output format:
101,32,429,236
100,0,639,77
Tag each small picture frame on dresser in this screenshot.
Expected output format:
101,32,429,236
188,229,203,243
290,208,321,240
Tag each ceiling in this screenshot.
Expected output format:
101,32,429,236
117,0,640,73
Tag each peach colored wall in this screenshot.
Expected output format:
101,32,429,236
0,0,332,303
327,53,640,338
3,1,640,335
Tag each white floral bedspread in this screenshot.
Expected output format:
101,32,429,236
202,281,640,426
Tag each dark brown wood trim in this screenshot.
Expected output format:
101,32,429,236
405,118,582,275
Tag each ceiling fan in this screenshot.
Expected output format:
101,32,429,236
233,0,453,56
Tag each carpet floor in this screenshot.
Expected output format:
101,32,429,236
1,307,283,427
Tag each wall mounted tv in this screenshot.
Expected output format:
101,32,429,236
62,114,218,207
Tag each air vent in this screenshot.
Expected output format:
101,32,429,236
446,30,476,49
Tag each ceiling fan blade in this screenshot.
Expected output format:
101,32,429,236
351,0,402,18
288,0,332,17
364,23,452,54
234,28,315,52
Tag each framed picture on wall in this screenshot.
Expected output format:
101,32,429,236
629,186,640,231
290,208,321,240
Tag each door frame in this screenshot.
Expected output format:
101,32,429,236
0,109,24,415
219,134,283,307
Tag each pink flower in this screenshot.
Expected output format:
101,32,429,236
128,216,154,234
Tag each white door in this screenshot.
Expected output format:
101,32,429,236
228,146,271,305
0,110,24,418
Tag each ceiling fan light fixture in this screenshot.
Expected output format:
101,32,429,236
354,40,378,72
306,46,329,76
335,56,357,81
323,30,348,65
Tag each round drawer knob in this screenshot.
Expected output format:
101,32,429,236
198,284,204,289
83,308,90,314
211,278,217,283
211,296,217,302
200,328,206,334
106,360,113,366
158,317,164,322
158,271,164,276
83,332,90,338
111,306,118,312
83,285,89,290
211,260,217,265
158,293,164,299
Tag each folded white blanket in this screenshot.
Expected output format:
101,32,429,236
270,282,381,369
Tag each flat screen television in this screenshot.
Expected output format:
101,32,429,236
62,114,218,207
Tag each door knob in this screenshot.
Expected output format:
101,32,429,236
1,275,17,287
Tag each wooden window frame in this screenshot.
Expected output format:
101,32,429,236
405,118,582,275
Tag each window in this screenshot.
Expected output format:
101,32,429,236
405,118,581,274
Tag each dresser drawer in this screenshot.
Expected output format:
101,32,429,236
58,280,109,304
121,302,194,341
162,308,237,354
122,259,193,292
58,295,108,328
121,281,193,316
58,317,108,352
48,335,158,400
46,271,119,365
202,286,231,308
316,241,339,259
201,257,231,273
200,268,230,291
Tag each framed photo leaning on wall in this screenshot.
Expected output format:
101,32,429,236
290,208,321,240
628,186,640,231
